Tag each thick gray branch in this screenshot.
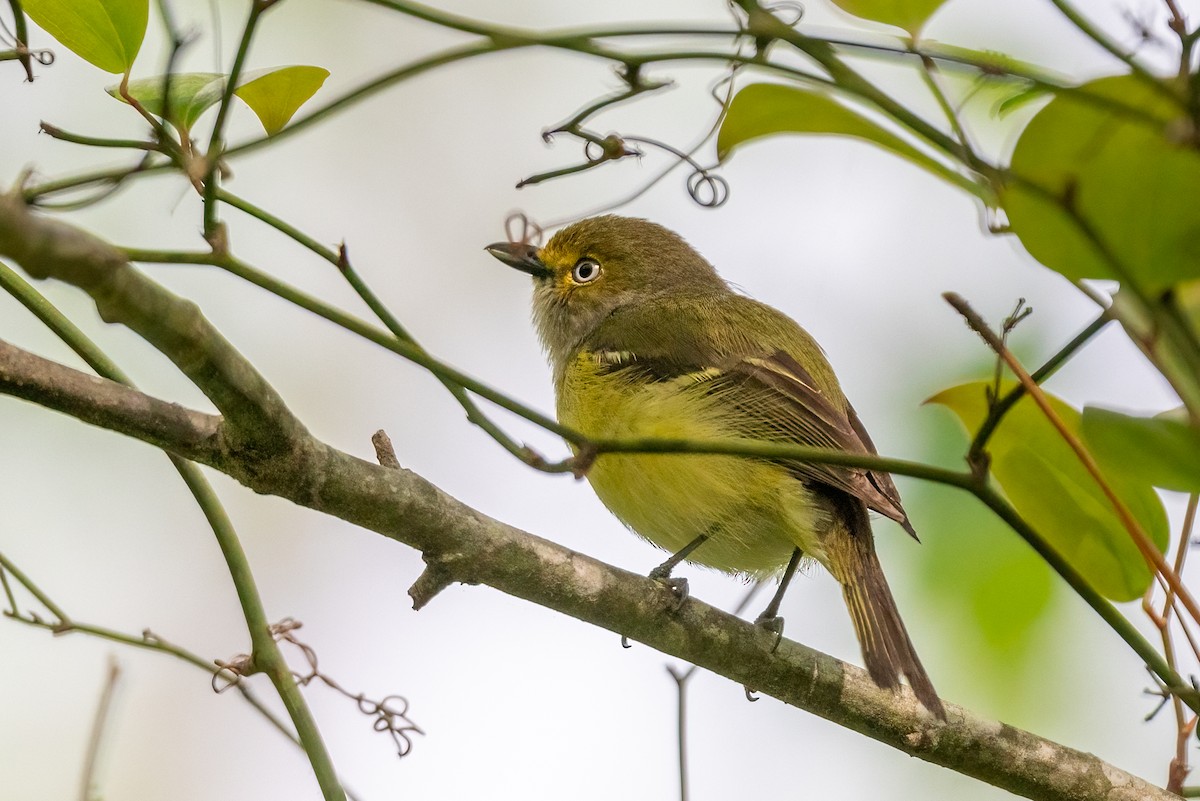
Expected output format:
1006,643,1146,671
0,340,221,450
0,190,304,453
0,191,1172,801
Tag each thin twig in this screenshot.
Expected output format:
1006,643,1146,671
1045,0,1180,101
917,55,973,159
39,123,164,153
968,313,1111,468
665,582,765,801
79,657,120,801
213,189,544,463
1158,494,1199,793
121,246,574,444
203,0,272,242
6,0,33,80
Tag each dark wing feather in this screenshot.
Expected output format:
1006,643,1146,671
720,352,916,538
586,297,915,537
845,402,917,538
594,347,915,537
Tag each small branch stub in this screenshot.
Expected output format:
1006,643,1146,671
408,553,462,611
372,429,401,470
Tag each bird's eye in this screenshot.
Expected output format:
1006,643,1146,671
571,258,601,284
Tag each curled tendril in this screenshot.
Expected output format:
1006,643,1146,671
728,0,805,28
247,617,426,759
763,1,805,26
361,694,424,757
211,650,254,693
624,135,730,208
505,211,543,247
687,170,730,208
583,139,608,163
710,65,741,107
211,662,247,693
1,13,57,67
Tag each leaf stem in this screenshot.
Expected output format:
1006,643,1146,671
203,0,271,241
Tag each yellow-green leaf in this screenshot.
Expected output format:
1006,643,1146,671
928,381,1168,601
830,0,949,34
23,0,147,73
1005,75,1200,291
1083,407,1200,493
233,66,330,136
718,84,964,190
107,73,225,135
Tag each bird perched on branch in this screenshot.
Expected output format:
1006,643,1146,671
487,215,945,720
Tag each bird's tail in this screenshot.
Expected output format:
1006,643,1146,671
828,499,946,720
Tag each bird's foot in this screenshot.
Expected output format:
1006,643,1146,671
648,566,690,610
754,611,785,653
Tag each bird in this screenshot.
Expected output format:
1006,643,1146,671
486,214,945,719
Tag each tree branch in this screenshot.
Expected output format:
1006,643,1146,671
0,196,1177,801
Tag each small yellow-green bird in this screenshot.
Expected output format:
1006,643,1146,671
487,215,944,719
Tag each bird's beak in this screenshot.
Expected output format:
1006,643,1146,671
485,241,551,279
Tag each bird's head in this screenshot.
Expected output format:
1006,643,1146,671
486,215,725,364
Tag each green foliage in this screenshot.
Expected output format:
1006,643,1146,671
108,73,225,135
905,414,1058,716
829,0,949,35
1083,407,1200,493
1005,75,1200,291
929,381,1168,601
717,83,965,190
108,67,329,137
22,0,147,74
234,66,330,136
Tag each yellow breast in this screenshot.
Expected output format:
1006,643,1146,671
557,351,826,577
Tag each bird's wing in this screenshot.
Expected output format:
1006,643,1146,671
587,297,916,537
720,350,916,538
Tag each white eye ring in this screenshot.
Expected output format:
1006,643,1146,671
571,258,601,284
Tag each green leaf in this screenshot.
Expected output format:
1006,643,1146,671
830,0,949,34
1082,407,1200,493
23,0,147,73
108,73,226,135
233,66,330,136
928,381,1168,601
717,84,963,190
906,415,1059,713
1005,75,1200,291
107,66,329,137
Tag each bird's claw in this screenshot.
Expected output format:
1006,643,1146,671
652,575,690,609
755,612,785,653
